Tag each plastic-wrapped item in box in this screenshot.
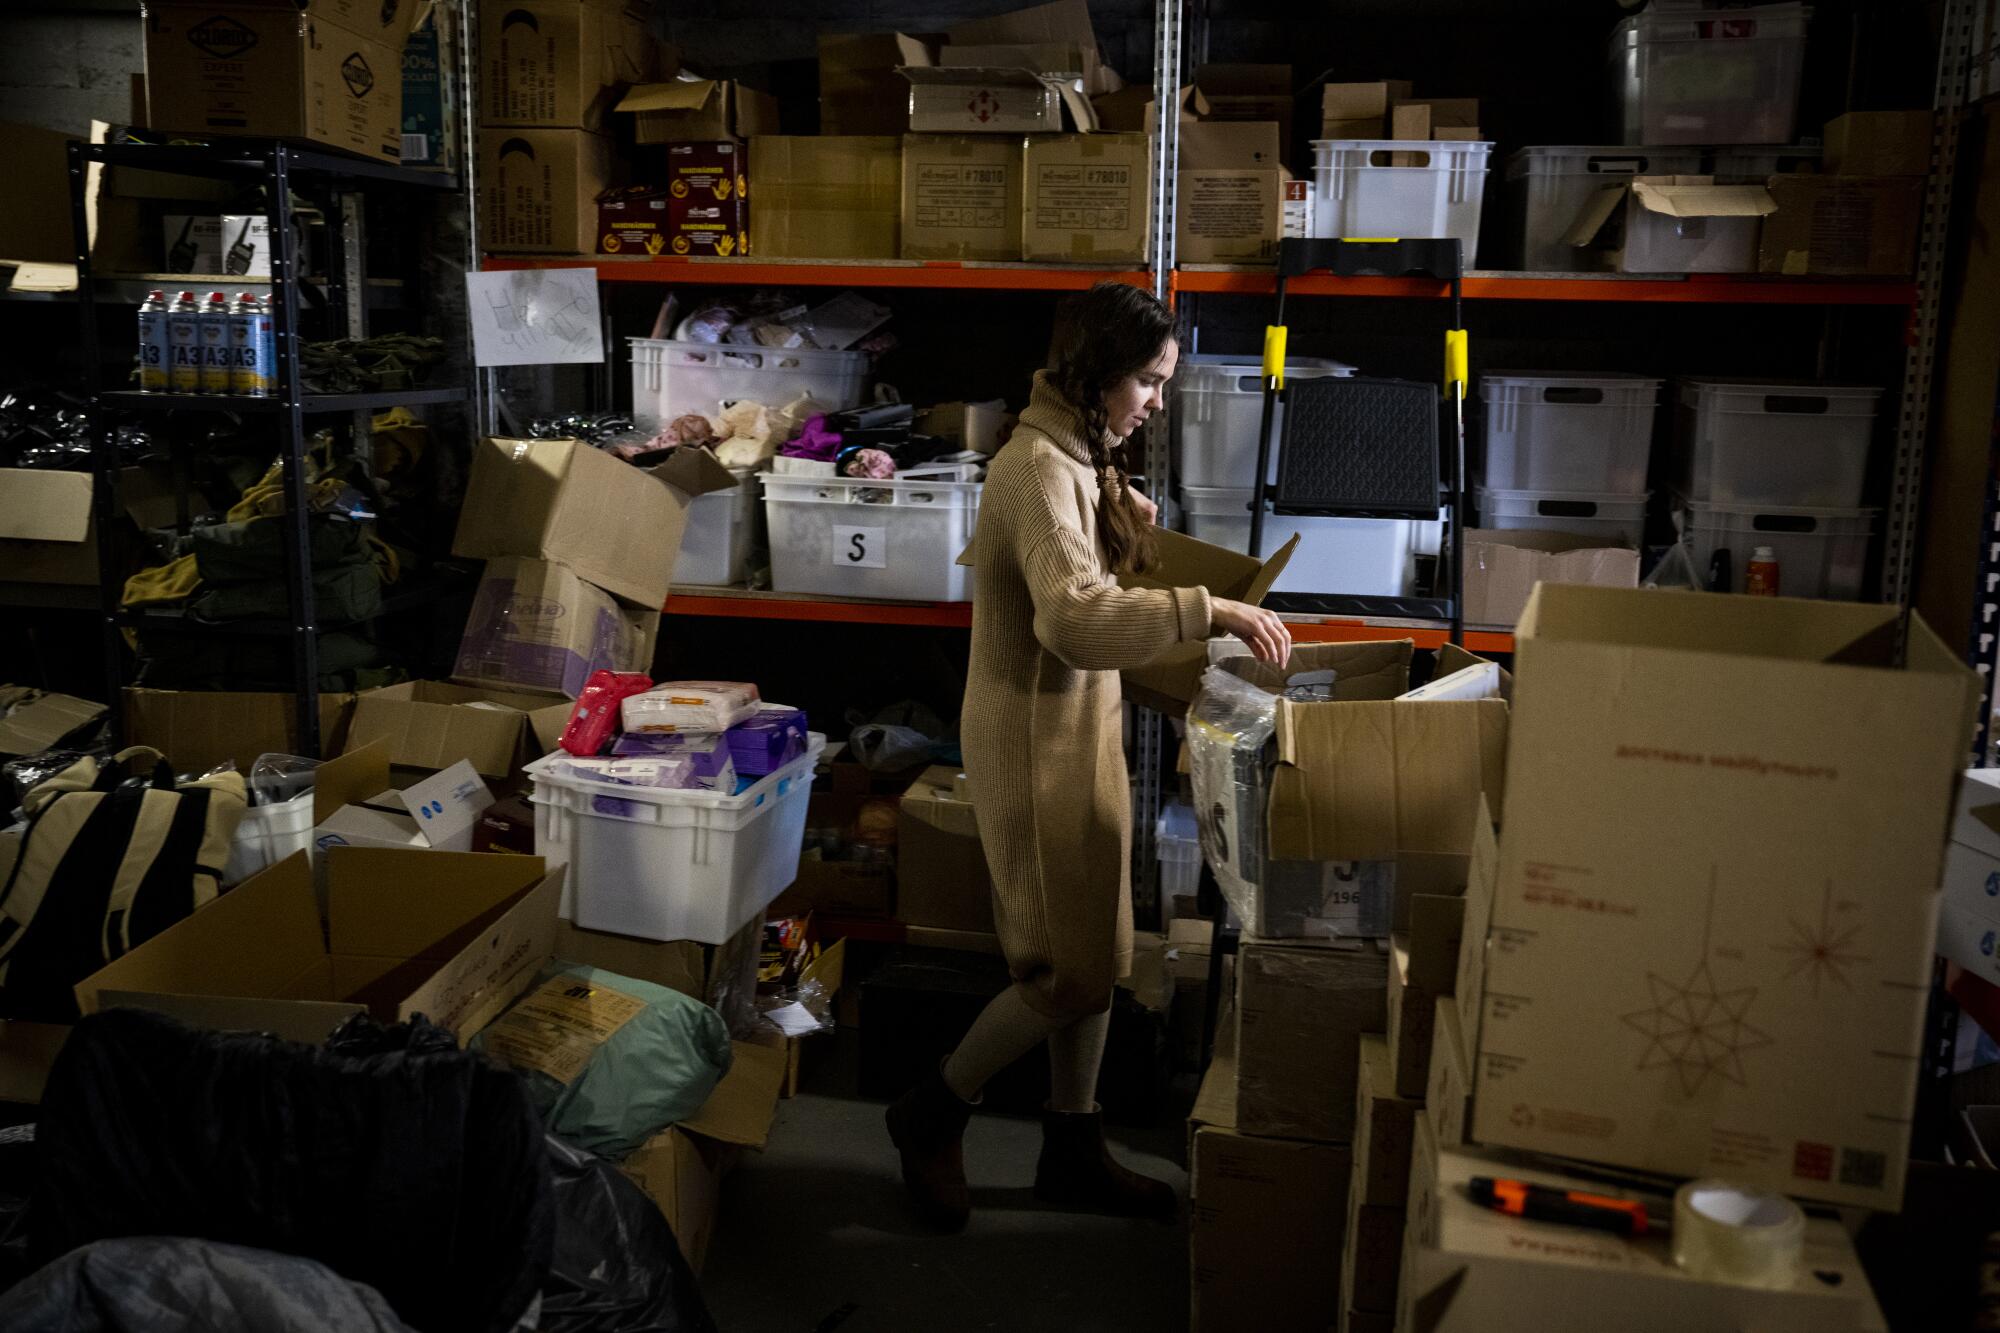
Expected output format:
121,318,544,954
611,730,728,759
727,705,810,777
621,681,761,735
552,751,737,793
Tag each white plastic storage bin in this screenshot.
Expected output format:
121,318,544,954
1680,501,1876,598
1157,803,1200,905
1610,2,1812,146
1618,192,1765,274
1709,144,1820,183
675,467,763,586
1480,373,1662,494
1310,140,1494,266
1679,379,1882,508
224,789,315,884
1478,487,1650,549
1182,485,1419,596
763,469,981,602
1177,352,1355,489
629,338,869,431
1502,146,1703,271
525,735,826,944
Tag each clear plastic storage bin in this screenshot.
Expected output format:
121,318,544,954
1502,146,1703,271
630,338,870,431
1709,144,1821,183
1177,352,1355,489
1157,803,1200,905
763,467,981,602
1480,373,1662,493
675,467,763,587
1679,501,1875,598
1181,485,1421,596
1310,140,1494,266
525,735,826,944
1679,379,1882,508
1478,487,1650,549
1610,2,1812,146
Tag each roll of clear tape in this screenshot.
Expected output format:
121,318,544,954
1672,1180,1806,1289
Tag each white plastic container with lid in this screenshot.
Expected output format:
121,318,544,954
1679,500,1876,598
1176,352,1355,489
224,788,316,884
675,466,763,586
1479,372,1662,494
1180,485,1424,596
1501,146,1704,271
1610,2,1813,146
763,466,981,602
630,338,869,431
1309,140,1494,266
525,733,826,944
1157,803,1200,905
1477,487,1650,549
1679,378,1883,508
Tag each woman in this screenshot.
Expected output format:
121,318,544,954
886,282,1292,1231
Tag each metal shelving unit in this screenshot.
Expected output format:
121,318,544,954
66,139,465,757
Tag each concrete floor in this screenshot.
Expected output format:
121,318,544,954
702,1032,1193,1333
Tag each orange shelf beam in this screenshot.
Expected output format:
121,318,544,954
665,591,974,628
1173,269,1917,306
483,255,1151,292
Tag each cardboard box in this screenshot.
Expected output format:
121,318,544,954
1454,798,1498,1064
452,557,660,700
751,136,901,260
1824,110,1934,176
1353,1033,1421,1207
124,686,357,776
1464,529,1640,629
1392,97,1480,137
345,680,568,780
1117,529,1295,715
819,32,932,135
479,128,613,253
1166,917,1232,1069
472,794,537,856
1475,585,1978,1209
143,2,405,162
553,914,761,1017
1021,132,1150,263
1757,174,1922,277
0,121,82,263
1189,1019,1351,1333
1195,64,1294,159
900,134,1025,261
1341,1185,1405,1314
1935,770,2000,992
400,12,457,169
454,436,734,609
946,0,1117,96
896,765,997,933
771,790,899,917
1385,935,1433,1099
1320,80,1412,139
666,140,749,257
0,691,106,757
1403,1146,1889,1333
903,66,1072,135
1177,120,1282,265
597,185,672,256
0,470,97,585
1426,994,1469,1147
915,400,1010,455
618,1038,785,1273
1091,83,1206,134
1235,936,1387,1142
77,847,560,1043
1565,176,1777,274
160,214,272,276
617,80,777,146
480,0,655,130
313,759,496,853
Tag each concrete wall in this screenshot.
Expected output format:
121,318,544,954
0,7,143,137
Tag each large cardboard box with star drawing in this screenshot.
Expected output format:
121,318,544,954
1470,586,1977,1210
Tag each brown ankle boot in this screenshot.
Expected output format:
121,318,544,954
1033,1108,1177,1218
885,1064,975,1232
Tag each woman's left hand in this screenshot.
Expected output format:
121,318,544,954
1130,487,1158,526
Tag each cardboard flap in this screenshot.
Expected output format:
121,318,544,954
617,80,722,114
0,692,106,756
0,470,93,543
392,760,494,848
96,991,363,1044
312,740,390,824
1630,177,1777,219
395,868,563,1039
1564,184,1630,248
679,1038,786,1147
326,846,548,958
527,702,571,754
1054,77,1101,132
648,446,740,500
1124,529,1294,604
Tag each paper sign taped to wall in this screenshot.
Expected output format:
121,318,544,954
465,267,605,367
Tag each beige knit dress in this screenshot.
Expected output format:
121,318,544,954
961,372,1213,1022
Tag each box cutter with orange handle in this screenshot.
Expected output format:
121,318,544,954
1467,1176,1656,1238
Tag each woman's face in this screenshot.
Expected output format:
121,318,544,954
1105,338,1179,440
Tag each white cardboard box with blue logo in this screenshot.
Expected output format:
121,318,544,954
313,757,496,854
1940,769,2000,986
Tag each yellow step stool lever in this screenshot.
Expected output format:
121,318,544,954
1445,327,1469,397
1262,325,1289,389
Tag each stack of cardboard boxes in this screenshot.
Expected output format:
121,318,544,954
1756,111,1930,276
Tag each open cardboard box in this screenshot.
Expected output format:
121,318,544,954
1463,528,1640,630
616,79,779,146
345,680,570,781
0,690,106,757
125,686,358,776
1564,175,1777,274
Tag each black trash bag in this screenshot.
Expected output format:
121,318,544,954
0,1124,31,1296
0,1236,418,1332
541,1134,720,1333
32,1009,554,1333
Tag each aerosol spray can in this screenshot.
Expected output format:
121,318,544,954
166,291,203,394
136,290,170,393
1745,545,1781,597
198,291,233,394
228,293,276,398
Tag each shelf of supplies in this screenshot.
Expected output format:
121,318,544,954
665,587,974,627
1173,267,1918,306
2,271,410,306
482,255,1152,292
100,387,466,414
77,141,458,190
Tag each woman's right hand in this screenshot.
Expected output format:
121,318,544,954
1211,599,1292,669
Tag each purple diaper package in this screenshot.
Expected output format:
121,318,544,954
727,705,809,777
